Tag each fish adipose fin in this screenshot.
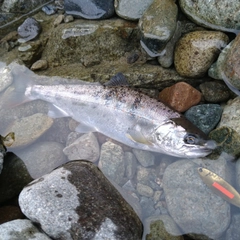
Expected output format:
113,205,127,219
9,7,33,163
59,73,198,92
104,72,129,87
126,130,152,146
75,122,96,133
48,104,70,118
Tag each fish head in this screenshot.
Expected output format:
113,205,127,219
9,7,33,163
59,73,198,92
153,117,216,158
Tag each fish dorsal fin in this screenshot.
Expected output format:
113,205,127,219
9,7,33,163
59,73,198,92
126,130,152,146
104,72,129,87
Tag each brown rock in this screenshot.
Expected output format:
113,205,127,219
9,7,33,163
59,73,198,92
30,59,48,71
158,82,202,112
174,31,229,77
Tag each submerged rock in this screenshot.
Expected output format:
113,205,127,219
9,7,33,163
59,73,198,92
64,0,115,20
139,0,178,57
163,158,231,239
19,160,143,239
179,0,240,33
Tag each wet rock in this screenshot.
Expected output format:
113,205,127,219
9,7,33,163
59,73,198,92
1,0,51,13
209,34,240,94
63,132,100,162
19,161,143,239
139,196,156,218
132,149,155,167
158,21,182,68
98,141,126,185
144,215,184,240
41,18,140,67
42,4,57,15
179,0,240,33
18,40,45,67
0,205,24,224
224,214,240,240
184,104,222,134
0,62,13,92
4,113,53,149
218,97,240,135
159,82,202,112
0,152,33,204
114,0,154,21
199,81,231,103
53,14,64,27
174,31,229,78
124,151,137,179
18,17,42,43
209,127,240,159
137,183,154,197
139,0,178,57
15,141,66,179
64,0,115,20
163,158,231,239
236,161,240,198
30,59,48,70
0,219,51,240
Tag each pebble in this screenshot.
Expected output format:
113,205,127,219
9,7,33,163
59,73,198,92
114,0,154,21
163,158,231,239
139,196,157,218
4,113,53,149
199,81,231,103
0,152,33,204
174,31,229,78
132,149,155,167
124,151,137,179
179,0,240,33
98,141,126,185
42,4,57,15
64,0,115,20
138,0,178,57
30,59,48,70
53,14,64,27
19,161,143,239
144,215,184,240
159,82,202,112
0,205,24,224
0,62,13,92
137,183,154,197
0,219,51,240
17,17,42,42
15,141,66,179
218,97,240,135
63,132,100,162
184,104,222,134
64,15,74,23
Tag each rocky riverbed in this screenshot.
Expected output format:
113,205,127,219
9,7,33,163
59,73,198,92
1,0,240,239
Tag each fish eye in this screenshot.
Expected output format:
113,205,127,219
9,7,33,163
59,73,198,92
198,167,203,172
184,134,199,145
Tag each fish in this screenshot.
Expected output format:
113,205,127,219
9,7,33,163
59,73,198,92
198,167,240,208
4,62,216,158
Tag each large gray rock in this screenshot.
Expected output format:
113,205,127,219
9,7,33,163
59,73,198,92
179,0,240,33
162,158,231,239
0,219,51,240
19,160,143,240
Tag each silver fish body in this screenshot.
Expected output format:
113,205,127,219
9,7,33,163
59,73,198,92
7,63,215,158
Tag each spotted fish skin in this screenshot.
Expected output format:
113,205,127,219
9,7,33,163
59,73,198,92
6,62,215,158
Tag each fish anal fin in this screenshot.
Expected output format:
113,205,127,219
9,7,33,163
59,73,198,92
48,104,70,118
126,130,152,146
75,122,96,133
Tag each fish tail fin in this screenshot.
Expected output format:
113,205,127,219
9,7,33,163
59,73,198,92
3,63,34,107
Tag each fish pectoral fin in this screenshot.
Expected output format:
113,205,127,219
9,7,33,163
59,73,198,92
126,130,152,146
48,104,70,118
103,72,129,86
75,123,96,133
